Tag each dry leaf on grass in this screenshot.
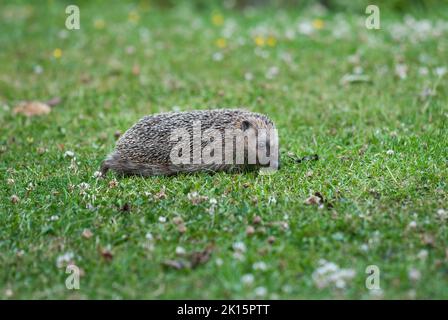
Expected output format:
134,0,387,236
13,101,51,117
304,192,324,205
162,245,214,270
99,248,113,261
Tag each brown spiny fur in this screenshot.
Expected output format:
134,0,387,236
101,109,278,177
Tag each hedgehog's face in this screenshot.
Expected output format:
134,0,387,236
241,116,280,170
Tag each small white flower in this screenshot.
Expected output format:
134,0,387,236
50,215,59,221
386,149,395,155
233,241,246,252
418,67,429,76
244,72,254,81
93,171,102,178
298,21,313,35
434,66,447,77
215,258,223,266
212,52,223,61
312,259,356,289
175,246,186,256
408,268,421,281
268,196,277,204
33,65,43,74
158,216,167,223
265,66,279,80
395,64,408,80
241,274,254,285
209,198,218,205
360,244,369,252
254,286,267,297
56,252,74,268
417,249,428,260
408,221,417,229
253,261,267,271
145,232,153,240
437,209,447,219
78,182,90,190
64,150,75,158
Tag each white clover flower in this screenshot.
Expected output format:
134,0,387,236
241,274,254,285
78,182,90,190
312,259,356,289
434,66,447,77
212,52,223,61
64,150,75,158
437,209,447,219
417,249,428,260
408,221,417,228
265,66,279,80
253,261,267,271
56,252,74,268
232,241,246,253
254,286,267,297
298,21,313,35
244,72,254,81
158,216,167,223
93,171,102,178
408,268,421,281
215,258,223,266
175,246,186,256
395,64,408,80
145,232,153,240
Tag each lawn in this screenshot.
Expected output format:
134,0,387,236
0,0,447,299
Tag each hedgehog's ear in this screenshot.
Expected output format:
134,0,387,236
241,120,253,131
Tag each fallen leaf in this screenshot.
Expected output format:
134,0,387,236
177,224,187,233
46,97,62,107
100,248,113,261
246,225,255,236
13,101,51,117
304,193,323,205
340,74,371,85
253,216,262,225
154,189,167,200
120,203,131,212
162,259,189,270
172,216,184,225
189,245,214,268
82,229,93,239
10,195,19,204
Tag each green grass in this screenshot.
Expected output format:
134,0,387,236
0,1,447,299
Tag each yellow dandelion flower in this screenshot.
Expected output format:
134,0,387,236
267,36,277,47
128,11,140,24
254,36,265,47
212,13,224,26
94,19,106,29
215,38,227,49
312,19,325,30
53,48,62,59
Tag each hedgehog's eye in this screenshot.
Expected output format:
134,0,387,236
241,120,252,131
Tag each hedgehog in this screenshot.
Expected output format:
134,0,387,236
100,109,279,177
